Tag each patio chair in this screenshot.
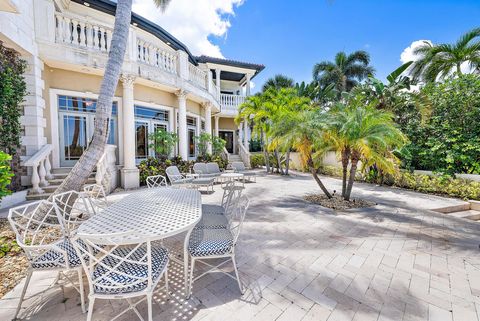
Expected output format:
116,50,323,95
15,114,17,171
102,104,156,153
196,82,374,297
165,166,194,188
53,190,97,236
73,233,169,321
193,163,217,179
187,195,250,297
83,184,109,213
146,174,167,188
206,162,223,179
8,200,86,319
231,162,257,182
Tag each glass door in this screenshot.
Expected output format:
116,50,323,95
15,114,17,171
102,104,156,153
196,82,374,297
188,127,196,159
219,131,234,153
135,120,149,161
59,113,88,167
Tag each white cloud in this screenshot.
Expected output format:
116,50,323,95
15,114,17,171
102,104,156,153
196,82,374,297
400,40,432,64
132,0,244,58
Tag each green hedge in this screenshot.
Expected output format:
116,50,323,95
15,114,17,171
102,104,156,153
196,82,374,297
250,153,265,168
0,151,13,200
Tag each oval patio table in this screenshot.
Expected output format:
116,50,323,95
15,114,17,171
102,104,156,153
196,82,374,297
78,187,202,293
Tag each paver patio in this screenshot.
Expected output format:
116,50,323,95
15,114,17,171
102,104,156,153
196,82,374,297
1,171,479,321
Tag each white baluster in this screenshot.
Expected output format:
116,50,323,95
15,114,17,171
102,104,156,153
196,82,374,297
149,45,156,66
45,154,54,180
92,25,98,49
85,23,92,48
99,27,105,51
79,21,86,47
55,15,61,42
71,19,79,45
106,29,112,51
39,159,48,187
62,17,70,43
31,163,43,194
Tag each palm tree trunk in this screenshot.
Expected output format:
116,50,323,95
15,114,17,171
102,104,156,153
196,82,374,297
344,157,359,201
262,130,270,173
54,0,132,195
341,149,349,198
274,148,284,174
285,150,290,175
307,157,332,198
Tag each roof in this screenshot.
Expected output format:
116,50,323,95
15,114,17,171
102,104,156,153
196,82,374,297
195,55,265,73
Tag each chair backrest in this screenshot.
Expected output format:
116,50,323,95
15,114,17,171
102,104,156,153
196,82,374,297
73,232,157,296
229,195,249,244
231,162,246,172
206,162,220,174
222,181,243,216
53,190,95,235
146,175,167,188
83,184,109,213
165,166,182,183
8,200,66,262
193,163,208,175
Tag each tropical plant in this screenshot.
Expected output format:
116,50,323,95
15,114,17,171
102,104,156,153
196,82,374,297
313,50,375,93
211,136,226,156
54,0,171,195
0,152,13,200
295,81,336,105
195,132,212,158
409,27,480,82
148,129,178,158
262,74,295,92
323,99,407,200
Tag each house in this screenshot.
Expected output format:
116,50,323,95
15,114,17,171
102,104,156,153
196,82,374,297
0,0,264,197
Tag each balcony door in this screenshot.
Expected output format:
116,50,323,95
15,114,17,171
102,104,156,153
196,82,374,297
134,106,170,162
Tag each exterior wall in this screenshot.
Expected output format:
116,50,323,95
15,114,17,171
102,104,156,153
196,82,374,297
218,118,237,131
0,0,36,55
220,80,242,94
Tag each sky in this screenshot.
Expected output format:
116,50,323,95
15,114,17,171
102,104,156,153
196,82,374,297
133,0,480,92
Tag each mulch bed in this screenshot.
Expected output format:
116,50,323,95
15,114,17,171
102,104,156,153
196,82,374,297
304,194,376,211
0,219,29,299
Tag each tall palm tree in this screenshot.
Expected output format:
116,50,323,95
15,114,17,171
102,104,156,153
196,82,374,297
55,0,171,194
262,74,295,92
409,27,480,82
313,50,375,93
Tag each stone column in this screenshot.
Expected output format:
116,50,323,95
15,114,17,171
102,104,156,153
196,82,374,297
204,102,212,154
214,116,220,136
120,74,139,189
176,90,188,160
215,68,221,98
243,119,249,151
246,73,251,96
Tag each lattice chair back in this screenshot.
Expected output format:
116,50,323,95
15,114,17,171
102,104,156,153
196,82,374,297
222,182,244,218
146,175,167,188
165,166,182,183
229,195,250,245
83,184,109,213
7,200,73,269
193,163,207,175
231,162,246,172
53,190,95,236
206,162,221,174
73,233,166,297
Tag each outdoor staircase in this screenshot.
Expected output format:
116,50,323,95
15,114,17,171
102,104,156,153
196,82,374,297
26,168,96,201
433,201,480,221
228,153,243,164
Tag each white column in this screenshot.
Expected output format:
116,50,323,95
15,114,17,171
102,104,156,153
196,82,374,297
176,90,188,160
215,68,221,98
120,74,139,189
204,103,212,154
214,116,219,136
243,119,249,151
246,73,251,96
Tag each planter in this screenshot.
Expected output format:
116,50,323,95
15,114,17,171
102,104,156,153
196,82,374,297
0,190,28,209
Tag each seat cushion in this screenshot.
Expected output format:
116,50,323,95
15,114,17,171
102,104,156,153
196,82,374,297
202,204,225,215
192,178,214,185
195,212,229,229
171,177,194,185
199,173,218,179
93,245,168,295
31,238,82,269
188,228,233,257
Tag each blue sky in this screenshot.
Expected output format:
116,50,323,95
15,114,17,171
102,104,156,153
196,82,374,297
208,0,480,92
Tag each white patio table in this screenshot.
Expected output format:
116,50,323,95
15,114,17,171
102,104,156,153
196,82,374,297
77,187,202,292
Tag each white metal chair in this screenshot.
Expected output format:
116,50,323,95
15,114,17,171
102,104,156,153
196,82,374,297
73,232,169,321
146,174,167,188
8,200,86,319
193,163,217,179
231,161,257,182
202,181,243,216
53,190,96,236
188,196,250,297
165,166,194,188
83,184,109,213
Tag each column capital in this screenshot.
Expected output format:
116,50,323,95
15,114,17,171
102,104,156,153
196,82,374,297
201,101,212,109
120,74,136,88
175,89,188,100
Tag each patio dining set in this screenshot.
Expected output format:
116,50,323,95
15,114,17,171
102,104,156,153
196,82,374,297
7,161,257,321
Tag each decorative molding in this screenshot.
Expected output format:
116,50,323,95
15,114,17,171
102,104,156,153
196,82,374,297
120,74,136,88
175,89,188,99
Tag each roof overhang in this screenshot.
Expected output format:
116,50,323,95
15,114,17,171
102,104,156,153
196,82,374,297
195,56,265,82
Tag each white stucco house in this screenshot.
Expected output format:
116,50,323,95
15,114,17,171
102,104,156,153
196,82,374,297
0,0,264,199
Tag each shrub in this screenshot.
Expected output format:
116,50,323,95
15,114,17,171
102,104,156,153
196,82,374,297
196,154,228,170
148,129,178,158
0,152,13,200
138,156,194,185
250,153,265,168
211,136,226,156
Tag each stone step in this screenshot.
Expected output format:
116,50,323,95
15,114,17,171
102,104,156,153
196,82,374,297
432,203,471,214
26,192,51,201
47,177,96,185
448,210,480,221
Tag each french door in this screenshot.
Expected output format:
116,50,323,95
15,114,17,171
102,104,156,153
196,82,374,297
135,119,169,162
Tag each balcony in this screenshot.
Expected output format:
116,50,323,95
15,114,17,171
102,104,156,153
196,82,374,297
220,94,246,116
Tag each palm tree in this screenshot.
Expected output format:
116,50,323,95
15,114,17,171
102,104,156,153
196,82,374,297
313,50,375,93
262,74,295,92
409,28,480,82
325,102,406,201
54,0,171,194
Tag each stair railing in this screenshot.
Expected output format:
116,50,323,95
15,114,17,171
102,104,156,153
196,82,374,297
95,145,117,194
237,139,251,168
23,144,54,194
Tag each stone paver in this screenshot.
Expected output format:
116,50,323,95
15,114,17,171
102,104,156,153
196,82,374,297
1,171,479,321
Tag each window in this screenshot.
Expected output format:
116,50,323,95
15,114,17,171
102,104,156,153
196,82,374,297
58,95,117,114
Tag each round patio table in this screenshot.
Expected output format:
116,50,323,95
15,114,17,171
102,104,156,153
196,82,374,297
220,172,244,187
78,187,202,293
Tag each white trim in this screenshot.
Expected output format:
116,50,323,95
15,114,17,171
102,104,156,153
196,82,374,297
133,100,175,133
49,88,123,168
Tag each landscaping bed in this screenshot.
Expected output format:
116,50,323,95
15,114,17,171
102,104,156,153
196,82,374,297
304,194,376,210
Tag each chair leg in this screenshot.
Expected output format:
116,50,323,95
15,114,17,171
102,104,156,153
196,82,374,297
188,258,196,298
147,293,153,321
232,255,244,294
77,268,86,313
164,270,170,298
86,296,95,321
14,269,33,320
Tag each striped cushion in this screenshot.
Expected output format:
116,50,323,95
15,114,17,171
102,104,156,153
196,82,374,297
195,212,228,229
31,238,81,269
93,246,168,295
188,228,233,257
202,204,225,215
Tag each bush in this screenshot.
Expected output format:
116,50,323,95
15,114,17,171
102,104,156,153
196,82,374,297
196,154,228,170
138,156,194,185
250,153,265,168
0,152,13,200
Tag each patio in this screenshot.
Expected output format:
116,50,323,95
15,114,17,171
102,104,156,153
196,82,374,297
1,172,480,321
